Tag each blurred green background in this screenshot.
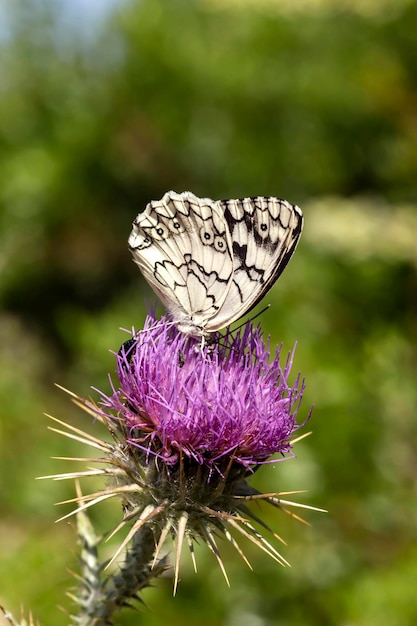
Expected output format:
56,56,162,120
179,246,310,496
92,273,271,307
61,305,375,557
1,0,417,624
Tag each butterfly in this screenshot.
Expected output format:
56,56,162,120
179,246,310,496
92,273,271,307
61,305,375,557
128,191,303,338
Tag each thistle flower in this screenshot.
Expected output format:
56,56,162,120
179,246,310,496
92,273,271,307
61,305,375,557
106,313,304,470
46,313,316,617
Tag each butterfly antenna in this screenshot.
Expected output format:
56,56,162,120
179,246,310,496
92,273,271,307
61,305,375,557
225,304,271,339
212,305,271,354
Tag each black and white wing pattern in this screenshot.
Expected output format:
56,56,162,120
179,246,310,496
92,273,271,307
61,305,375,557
128,191,303,337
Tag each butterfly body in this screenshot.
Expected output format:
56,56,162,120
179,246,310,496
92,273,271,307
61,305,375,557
129,191,303,337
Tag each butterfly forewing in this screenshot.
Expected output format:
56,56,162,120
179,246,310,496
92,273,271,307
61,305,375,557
207,196,303,330
129,191,303,336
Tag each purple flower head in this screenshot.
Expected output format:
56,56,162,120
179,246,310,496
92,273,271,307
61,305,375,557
52,313,316,591
101,313,306,472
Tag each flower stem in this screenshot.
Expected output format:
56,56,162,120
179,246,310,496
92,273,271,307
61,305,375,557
72,502,165,626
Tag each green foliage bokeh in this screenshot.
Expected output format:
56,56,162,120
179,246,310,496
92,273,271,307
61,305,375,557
1,0,417,624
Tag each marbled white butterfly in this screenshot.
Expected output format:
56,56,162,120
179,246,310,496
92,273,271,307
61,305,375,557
129,191,303,337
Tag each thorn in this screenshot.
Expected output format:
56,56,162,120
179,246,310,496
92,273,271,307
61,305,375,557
174,513,188,595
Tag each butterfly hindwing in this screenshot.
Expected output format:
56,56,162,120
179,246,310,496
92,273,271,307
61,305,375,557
129,191,235,333
129,191,303,336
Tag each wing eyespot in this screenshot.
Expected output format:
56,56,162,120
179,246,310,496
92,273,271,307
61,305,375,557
167,218,184,234
200,226,214,246
214,236,227,252
151,224,169,240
